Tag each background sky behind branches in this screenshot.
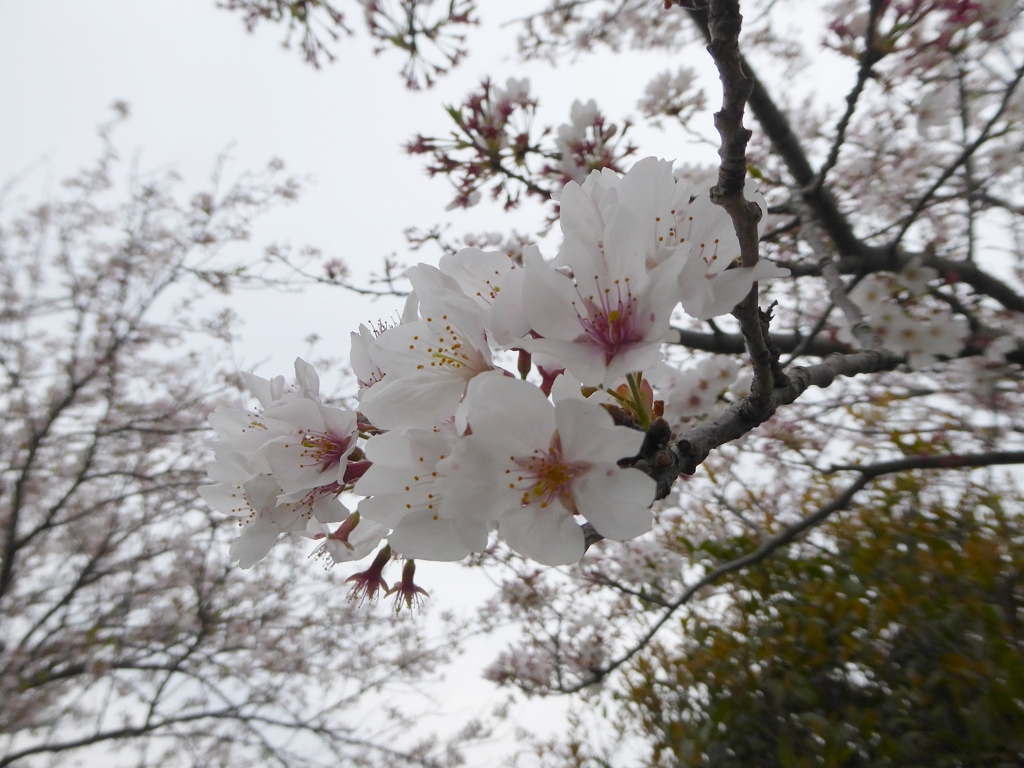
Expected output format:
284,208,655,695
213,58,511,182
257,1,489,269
0,0,845,760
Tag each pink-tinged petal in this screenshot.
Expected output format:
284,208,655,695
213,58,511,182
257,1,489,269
205,442,253,483
358,494,418,528
263,397,326,433
208,407,288,458
554,399,644,465
600,204,649,280
199,482,249,517
359,372,467,431
407,264,490,353
438,247,518,305
600,342,669,385
692,270,754,320
499,503,586,565
691,259,792,322
682,195,740,275
241,372,287,408
573,465,655,541
318,404,358,445
456,518,489,552
265,435,345,496
487,258,532,347
614,157,677,231
388,511,476,561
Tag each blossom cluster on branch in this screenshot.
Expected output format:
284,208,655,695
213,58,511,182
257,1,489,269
202,157,794,580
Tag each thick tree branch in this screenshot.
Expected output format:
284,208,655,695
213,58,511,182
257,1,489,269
781,251,1024,314
625,346,905,501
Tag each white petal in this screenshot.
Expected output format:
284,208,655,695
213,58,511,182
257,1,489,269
499,503,586,566
555,399,644,464
388,511,475,561
294,357,321,400
574,465,655,541
359,372,467,431
461,373,555,455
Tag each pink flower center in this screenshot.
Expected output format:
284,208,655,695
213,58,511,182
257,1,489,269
299,431,350,473
571,276,645,364
511,432,589,511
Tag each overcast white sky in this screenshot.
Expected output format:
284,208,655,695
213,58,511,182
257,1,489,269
0,1,839,760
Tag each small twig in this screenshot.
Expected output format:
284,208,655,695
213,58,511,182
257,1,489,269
812,0,885,191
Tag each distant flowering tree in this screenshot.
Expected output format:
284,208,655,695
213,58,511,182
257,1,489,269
0,112,477,768
213,0,1024,762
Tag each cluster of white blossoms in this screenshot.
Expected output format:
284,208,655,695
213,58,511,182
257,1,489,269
202,157,792,588
842,261,969,368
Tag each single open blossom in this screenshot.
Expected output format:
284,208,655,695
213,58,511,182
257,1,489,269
564,157,788,321
359,270,497,430
514,187,684,385
439,373,655,566
354,424,488,561
261,396,359,504
201,359,364,567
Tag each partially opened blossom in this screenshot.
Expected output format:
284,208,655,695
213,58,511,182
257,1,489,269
440,373,655,566
201,358,364,567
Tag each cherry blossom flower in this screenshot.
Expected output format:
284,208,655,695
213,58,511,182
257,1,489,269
358,275,497,430
200,443,346,568
201,359,365,567
514,175,685,384
439,373,655,566
354,424,488,561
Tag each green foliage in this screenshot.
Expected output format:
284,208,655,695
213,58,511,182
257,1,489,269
623,481,1024,768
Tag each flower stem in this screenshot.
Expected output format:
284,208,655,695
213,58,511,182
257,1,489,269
626,372,651,430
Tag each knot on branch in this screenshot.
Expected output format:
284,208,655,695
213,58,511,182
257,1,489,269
619,418,678,499
760,302,790,388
